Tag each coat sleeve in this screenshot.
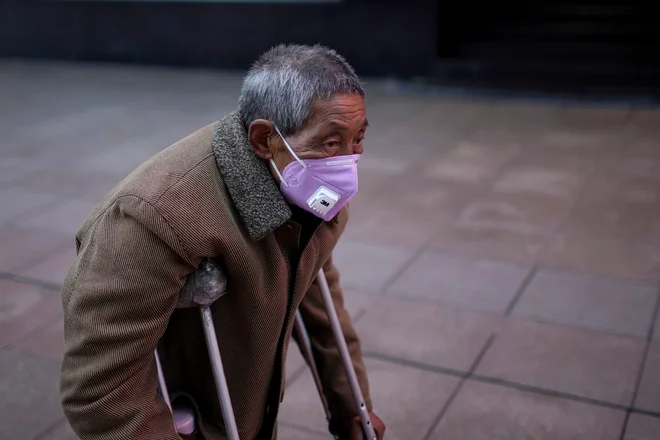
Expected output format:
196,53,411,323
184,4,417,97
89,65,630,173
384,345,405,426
295,255,373,420
60,196,194,440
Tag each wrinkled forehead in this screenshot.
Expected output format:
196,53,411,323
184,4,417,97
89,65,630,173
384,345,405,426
302,94,368,133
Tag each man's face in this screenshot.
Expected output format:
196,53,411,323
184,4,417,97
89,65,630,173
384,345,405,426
269,93,368,174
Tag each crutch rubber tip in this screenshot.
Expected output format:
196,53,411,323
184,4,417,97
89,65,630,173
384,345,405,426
173,407,196,435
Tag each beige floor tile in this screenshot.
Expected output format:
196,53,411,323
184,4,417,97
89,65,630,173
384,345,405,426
431,380,625,440
11,198,97,236
0,348,66,440
512,269,658,337
431,220,550,264
543,230,660,282
333,241,416,293
14,318,65,361
0,280,62,348
355,297,500,372
18,244,77,286
0,225,71,273
390,251,530,313
476,319,645,405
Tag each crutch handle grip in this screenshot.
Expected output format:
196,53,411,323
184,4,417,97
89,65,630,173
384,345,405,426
177,258,228,308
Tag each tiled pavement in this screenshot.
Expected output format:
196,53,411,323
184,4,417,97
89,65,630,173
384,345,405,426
1,60,660,439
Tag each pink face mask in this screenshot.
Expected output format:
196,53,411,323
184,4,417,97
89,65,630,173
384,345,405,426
271,125,360,222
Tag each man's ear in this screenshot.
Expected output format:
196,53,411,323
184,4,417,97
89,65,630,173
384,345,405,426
248,119,275,160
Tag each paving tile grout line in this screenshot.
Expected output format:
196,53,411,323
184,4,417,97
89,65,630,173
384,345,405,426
471,374,647,415
468,335,496,376
0,270,62,292
508,313,651,341
647,287,660,341
421,378,466,440
618,286,660,440
421,334,496,440
376,286,652,341
633,407,660,418
504,265,538,316
363,352,467,379
363,350,660,420
378,240,432,295
9,238,76,280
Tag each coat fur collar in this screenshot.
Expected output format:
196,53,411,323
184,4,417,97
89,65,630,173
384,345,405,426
211,111,292,241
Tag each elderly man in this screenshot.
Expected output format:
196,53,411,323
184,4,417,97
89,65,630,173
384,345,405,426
60,44,386,440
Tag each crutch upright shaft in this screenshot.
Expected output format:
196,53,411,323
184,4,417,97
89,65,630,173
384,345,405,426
315,270,377,440
200,306,240,440
294,310,332,423
156,259,240,440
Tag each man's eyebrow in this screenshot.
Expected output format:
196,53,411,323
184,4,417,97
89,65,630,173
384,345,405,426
363,119,369,128
324,121,350,131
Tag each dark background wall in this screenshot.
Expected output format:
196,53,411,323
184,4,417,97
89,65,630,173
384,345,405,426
434,1,660,95
0,0,439,78
2,1,659,96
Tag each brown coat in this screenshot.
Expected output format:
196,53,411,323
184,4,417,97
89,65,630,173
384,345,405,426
60,111,372,440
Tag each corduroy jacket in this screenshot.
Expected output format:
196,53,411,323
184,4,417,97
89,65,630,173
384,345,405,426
59,111,372,440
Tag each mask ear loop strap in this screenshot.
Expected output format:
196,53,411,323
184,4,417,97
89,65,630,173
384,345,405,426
269,158,289,188
273,124,307,168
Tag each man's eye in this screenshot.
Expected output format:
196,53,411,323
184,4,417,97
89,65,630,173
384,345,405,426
326,141,341,149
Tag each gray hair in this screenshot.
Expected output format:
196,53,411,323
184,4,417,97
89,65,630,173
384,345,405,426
238,44,365,136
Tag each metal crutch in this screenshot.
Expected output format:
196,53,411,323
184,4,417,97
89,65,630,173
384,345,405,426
295,311,350,440
294,310,333,424
155,258,240,440
155,350,197,436
294,271,377,440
